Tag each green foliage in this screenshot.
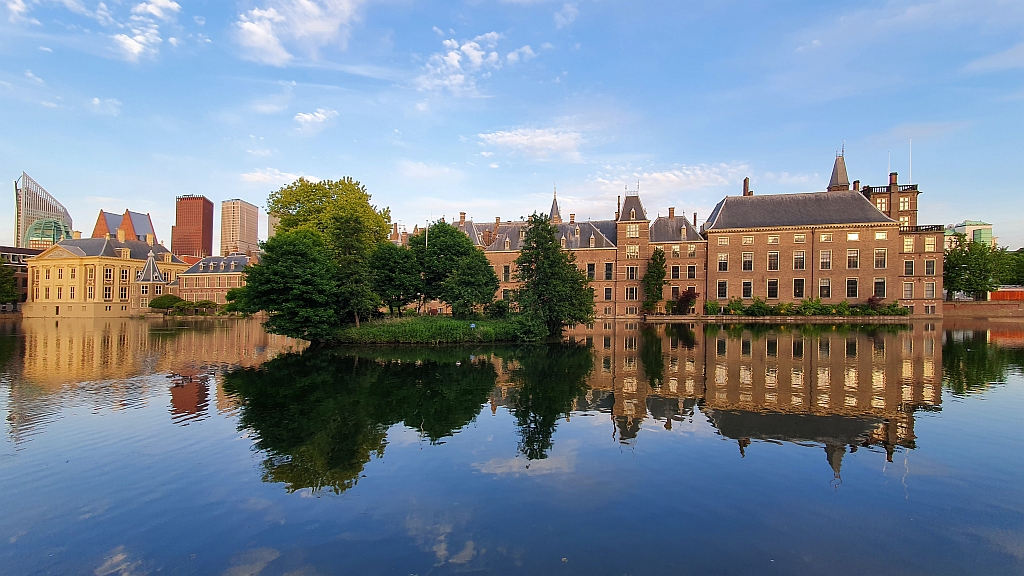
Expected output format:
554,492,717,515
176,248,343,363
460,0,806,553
223,287,256,314
770,301,795,315
245,229,343,342
147,294,184,310
944,232,998,298
725,297,745,315
641,247,667,312
639,327,664,388
408,221,477,302
992,247,1024,286
440,248,499,318
0,258,18,304
795,298,827,316
485,298,510,319
513,213,594,338
942,330,1024,395
675,287,699,315
745,297,771,316
368,242,422,316
704,300,722,315
333,316,518,344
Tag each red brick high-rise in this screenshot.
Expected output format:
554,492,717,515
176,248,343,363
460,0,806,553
171,195,214,258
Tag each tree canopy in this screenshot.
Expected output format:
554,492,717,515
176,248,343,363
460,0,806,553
944,233,998,299
440,248,499,318
0,259,19,305
369,242,422,316
641,247,667,313
408,221,477,302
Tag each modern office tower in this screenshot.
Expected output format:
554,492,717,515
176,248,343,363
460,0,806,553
220,199,259,256
171,195,214,257
14,172,72,248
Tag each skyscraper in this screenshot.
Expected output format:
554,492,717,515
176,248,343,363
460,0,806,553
171,195,214,257
14,172,72,248
220,199,259,256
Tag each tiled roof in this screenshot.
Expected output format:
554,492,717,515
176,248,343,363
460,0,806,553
618,195,647,222
828,156,850,190
182,255,251,274
135,251,166,283
126,211,156,239
50,238,185,262
703,190,894,231
650,215,703,243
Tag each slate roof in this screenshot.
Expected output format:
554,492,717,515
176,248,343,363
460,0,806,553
650,215,703,243
550,195,561,221
702,190,895,232
49,237,185,263
618,195,648,221
182,254,251,275
99,211,121,234
135,251,166,283
126,211,156,240
828,156,850,191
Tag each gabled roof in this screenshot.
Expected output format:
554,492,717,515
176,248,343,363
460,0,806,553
702,190,895,232
41,237,185,263
550,194,562,223
618,195,648,221
126,211,156,240
182,254,251,275
136,251,166,283
650,215,704,243
828,155,850,191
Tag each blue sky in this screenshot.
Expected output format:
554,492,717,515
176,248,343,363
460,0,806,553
2,0,1023,247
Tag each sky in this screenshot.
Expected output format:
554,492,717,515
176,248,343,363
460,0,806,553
1,0,1023,248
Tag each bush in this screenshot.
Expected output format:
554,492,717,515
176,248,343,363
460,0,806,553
485,298,510,319
770,302,794,315
725,297,745,315
332,316,519,344
148,294,183,310
704,300,721,315
745,297,771,317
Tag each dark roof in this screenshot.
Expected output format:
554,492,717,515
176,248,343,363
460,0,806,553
828,156,850,191
100,211,121,234
182,255,251,274
48,237,185,263
618,195,648,221
0,246,43,256
135,251,166,283
702,190,895,231
126,211,156,239
550,194,561,221
650,215,704,243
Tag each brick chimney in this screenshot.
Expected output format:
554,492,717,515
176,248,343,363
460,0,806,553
742,177,751,196
852,180,860,191
616,196,621,220
889,172,898,185
145,233,154,246
569,214,575,224
72,231,82,239
693,212,697,227
495,216,501,226
401,231,408,246
668,207,675,219
459,212,466,226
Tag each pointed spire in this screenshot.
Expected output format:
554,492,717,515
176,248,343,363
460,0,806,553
136,250,165,283
549,187,562,224
828,153,850,191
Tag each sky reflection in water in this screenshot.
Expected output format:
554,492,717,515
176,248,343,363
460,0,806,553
1,317,1023,575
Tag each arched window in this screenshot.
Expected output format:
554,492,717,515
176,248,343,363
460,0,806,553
630,208,636,219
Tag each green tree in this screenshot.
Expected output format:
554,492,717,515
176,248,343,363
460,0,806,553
513,213,595,339
369,242,422,316
992,247,1024,286
147,294,184,310
408,221,476,302
439,249,499,318
244,229,342,343
0,259,19,305
641,247,667,313
945,233,998,300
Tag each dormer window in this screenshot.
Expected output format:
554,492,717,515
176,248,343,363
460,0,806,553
519,229,526,240
575,225,580,238
118,248,131,259
630,209,636,219
589,235,596,248
560,236,566,248
504,238,511,250
199,263,205,271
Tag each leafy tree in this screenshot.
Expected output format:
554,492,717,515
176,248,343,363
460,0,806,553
440,249,499,318
408,221,476,302
224,287,256,314
945,233,998,299
675,287,699,315
513,213,594,339
641,247,667,313
992,247,1024,286
369,242,422,316
147,294,184,310
244,229,343,343
0,258,19,305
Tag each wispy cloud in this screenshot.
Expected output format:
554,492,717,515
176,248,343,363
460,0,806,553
478,127,583,161
241,167,307,183
234,0,368,67
554,3,579,29
415,32,537,96
293,107,338,133
593,162,750,195
88,97,122,116
965,43,1024,73
24,69,44,85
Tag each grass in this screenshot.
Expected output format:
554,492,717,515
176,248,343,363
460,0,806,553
332,316,520,344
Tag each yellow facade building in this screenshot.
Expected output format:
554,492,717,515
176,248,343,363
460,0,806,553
22,235,189,318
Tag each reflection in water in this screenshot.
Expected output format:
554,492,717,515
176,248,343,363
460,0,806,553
943,325,1024,395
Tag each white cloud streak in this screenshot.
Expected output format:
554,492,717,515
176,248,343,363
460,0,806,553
241,167,307,183
478,127,583,161
88,97,122,115
234,0,368,67
293,107,338,133
416,32,528,96
554,3,578,29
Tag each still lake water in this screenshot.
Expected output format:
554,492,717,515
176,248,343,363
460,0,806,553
1,317,1023,575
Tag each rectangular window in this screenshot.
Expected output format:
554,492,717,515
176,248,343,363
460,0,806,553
141,284,149,295
874,278,886,298
87,286,94,299
119,286,128,300
793,251,805,270
155,285,162,295
671,286,680,299
903,282,914,299
847,249,859,269
604,263,613,280
767,279,779,299
70,268,76,279
120,269,129,282
672,245,680,258
718,253,728,272
742,252,753,271
604,287,612,300
793,278,805,299
625,286,638,300
671,265,680,279
69,286,75,300
904,237,914,252
742,281,753,299
627,266,639,280
925,282,936,299
504,265,511,282
767,252,779,271
874,248,887,269
57,268,63,280
87,267,94,280
687,265,696,279
924,237,936,252
687,244,696,258
626,223,639,238
847,232,859,241
819,278,831,299
56,287,62,299
718,236,729,245
900,196,911,211
904,260,914,275
717,281,728,299
900,215,910,227
875,231,888,240
742,236,754,245
847,278,858,298
925,260,936,275
876,198,887,213
717,338,727,356
794,234,806,243
103,286,112,300
821,233,833,242
44,287,49,299
45,269,50,280
820,250,832,270
768,235,779,245
626,245,640,259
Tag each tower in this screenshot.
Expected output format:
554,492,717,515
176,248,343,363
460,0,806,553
172,195,214,258
220,199,259,256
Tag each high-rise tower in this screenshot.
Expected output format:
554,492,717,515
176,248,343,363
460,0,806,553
14,172,72,248
220,199,259,256
172,195,214,257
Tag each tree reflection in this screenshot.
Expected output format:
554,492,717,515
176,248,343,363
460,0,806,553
505,343,593,460
222,347,497,494
639,327,663,389
943,331,1024,395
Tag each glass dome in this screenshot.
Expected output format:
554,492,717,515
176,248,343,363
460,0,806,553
24,218,73,250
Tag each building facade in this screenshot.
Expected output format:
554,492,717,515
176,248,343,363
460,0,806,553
221,199,259,256
14,172,72,249
171,195,214,258
172,254,252,304
22,237,188,318
0,246,42,309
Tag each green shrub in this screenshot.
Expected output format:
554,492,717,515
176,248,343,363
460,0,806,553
745,297,772,316
332,316,520,344
704,300,721,315
725,297,745,315
148,294,183,310
485,299,510,319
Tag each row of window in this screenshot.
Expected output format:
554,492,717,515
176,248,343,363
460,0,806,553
181,276,244,289
717,231,889,246
716,335,936,359
718,249,903,272
34,267,176,283
874,196,914,213
715,278,937,300
33,283,164,302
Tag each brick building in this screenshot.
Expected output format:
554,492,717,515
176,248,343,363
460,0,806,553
0,245,42,309
171,195,214,258
173,254,252,304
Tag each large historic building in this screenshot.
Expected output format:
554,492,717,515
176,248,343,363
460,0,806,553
171,254,253,304
460,155,944,318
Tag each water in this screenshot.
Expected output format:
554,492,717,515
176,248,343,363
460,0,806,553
1,317,1023,575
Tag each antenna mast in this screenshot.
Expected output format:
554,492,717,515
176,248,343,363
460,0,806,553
909,138,912,184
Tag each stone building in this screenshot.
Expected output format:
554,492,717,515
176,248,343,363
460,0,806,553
172,254,252,304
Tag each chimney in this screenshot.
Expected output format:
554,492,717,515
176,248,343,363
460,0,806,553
116,229,126,242
889,172,898,185
459,212,466,225
495,216,501,226
693,212,698,227
569,214,575,224
145,233,154,246
668,207,675,219
616,196,621,220
392,223,399,237
742,177,750,196
852,180,860,191
72,231,82,240
401,231,408,246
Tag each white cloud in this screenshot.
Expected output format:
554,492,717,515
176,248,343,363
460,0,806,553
506,45,536,64
167,37,180,47
234,0,368,67
293,107,338,133
40,100,58,108
131,0,180,22
965,43,1024,73
489,163,500,169
88,97,122,115
246,149,273,156
592,163,750,195
38,45,52,52
241,167,306,183
554,3,578,29
112,22,163,62
193,15,205,25
478,127,583,161
5,0,39,24
415,32,510,96
24,69,44,84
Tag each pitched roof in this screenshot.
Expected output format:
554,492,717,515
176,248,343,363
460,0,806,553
126,211,156,240
47,237,185,263
135,251,166,283
550,194,561,222
650,215,704,243
618,195,648,221
182,254,251,275
828,156,850,191
702,190,895,231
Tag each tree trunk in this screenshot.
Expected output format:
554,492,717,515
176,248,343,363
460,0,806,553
355,312,360,328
